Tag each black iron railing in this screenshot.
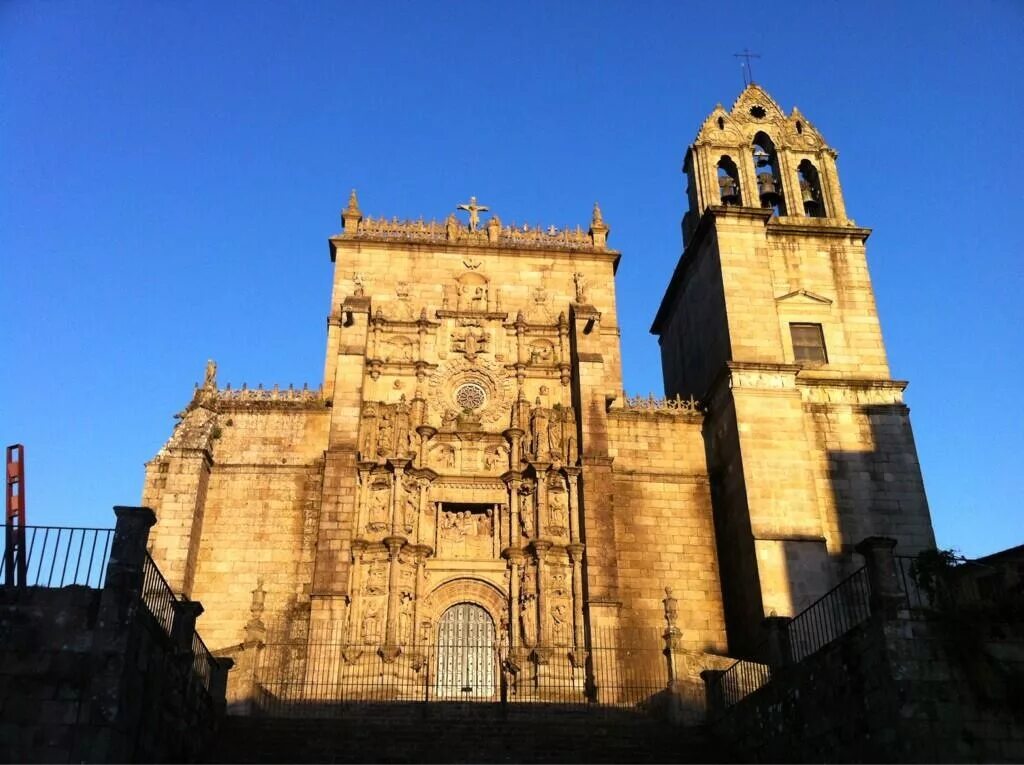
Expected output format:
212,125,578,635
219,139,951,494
716,649,772,708
788,565,871,662
711,564,872,712
141,552,176,636
1,525,113,588
192,630,216,691
895,554,986,612
253,623,669,716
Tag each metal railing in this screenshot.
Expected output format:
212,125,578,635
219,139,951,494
141,552,176,636
711,565,872,712
253,623,669,717
717,652,771,708
895,554,986,612
788,565,871,662
1,526,113,588
192,630,216,691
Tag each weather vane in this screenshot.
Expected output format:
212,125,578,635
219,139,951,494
733,49,760,86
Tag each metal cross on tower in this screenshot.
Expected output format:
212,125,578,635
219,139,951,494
733,49,761,86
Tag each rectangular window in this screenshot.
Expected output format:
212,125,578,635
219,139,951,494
790,323,828,365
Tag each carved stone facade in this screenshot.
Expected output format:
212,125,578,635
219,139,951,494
143,84,936,690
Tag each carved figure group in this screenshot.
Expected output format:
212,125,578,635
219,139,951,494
439,509,493,541
526,402,578,463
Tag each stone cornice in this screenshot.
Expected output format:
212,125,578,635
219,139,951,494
330,234,622,270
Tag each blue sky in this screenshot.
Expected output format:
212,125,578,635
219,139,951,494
1,1,1021,557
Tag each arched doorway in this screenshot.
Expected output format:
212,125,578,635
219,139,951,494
435,602,496,699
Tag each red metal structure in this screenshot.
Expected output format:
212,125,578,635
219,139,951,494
5,444,26,586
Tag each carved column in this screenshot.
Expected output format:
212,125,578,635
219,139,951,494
504,428,524,472
506,548,525,668
567,543,586,659
388,459,411,536
515,311,527,365
505,475,521,543
347,540,367,645
382,536,405,661
356,464,373,535
565,468,581,543
533,462,551,537
370,308,383,359
417,425,436,467
533,539,552,659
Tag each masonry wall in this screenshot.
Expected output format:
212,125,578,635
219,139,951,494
0,585,220,763
147,406,330,651
802,392,936,556
606,410,727,653
711,614,1024,763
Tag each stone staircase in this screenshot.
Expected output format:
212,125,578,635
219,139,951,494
203,703,726,763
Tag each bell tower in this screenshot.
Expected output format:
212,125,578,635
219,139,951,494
653,85,935,654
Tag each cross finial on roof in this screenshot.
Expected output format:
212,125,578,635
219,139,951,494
733,49,761,86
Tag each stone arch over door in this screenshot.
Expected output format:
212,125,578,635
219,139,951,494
423,577,507,635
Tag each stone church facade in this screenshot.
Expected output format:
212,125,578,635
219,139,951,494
143,85,936,690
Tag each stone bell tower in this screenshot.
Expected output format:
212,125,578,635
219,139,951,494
651,84,936,653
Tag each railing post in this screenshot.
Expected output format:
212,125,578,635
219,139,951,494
762,616,793,669
82,506,157,762
104,506,157,606
700,669,725,719
855,536,904,618
210,657,234,714
170,599,204,654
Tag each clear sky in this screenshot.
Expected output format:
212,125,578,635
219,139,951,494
2,1,1022,557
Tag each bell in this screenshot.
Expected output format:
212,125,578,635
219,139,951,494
757,172,777,198
801,181,822,216
719,177,740,205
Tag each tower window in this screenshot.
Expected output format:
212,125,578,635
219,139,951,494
790,323,827,365
717,116,725,130
717,156,742,205
798,160,826,217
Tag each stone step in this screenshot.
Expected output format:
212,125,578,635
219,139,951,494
204,710,723,763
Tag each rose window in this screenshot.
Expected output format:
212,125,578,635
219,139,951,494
455,383,487,411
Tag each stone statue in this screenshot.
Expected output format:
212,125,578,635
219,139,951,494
353,272,365,297
518,483,534,538
361,606,380,643
549,487,567,527
417,619,432,646
376,415,394,456
402,479,418,533
369,488,389,531
204,359,217,390
530,402,550,459
552,603,569,646
520,595,537,648
547,417,563,460
573,272,588,303
457,196,489,231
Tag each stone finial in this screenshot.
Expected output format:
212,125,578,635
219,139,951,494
589,201,609,249
342,189,363,232
346,189,361,215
